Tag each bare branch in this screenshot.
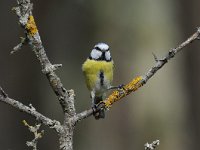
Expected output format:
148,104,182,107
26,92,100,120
144,140,160,150
142,28,200,83
11,37,28,54
0,87,8,98
0,87,62,133
152,52,158,62
74,109,93,124
23,120,44,150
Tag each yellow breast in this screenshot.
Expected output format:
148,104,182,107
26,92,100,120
82,59,114,91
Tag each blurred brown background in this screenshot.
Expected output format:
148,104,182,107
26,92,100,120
0,0,200,150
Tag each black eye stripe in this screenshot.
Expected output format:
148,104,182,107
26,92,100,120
95,47,101,51
94,47,110,52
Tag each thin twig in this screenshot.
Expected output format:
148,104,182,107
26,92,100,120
23,120,44,150
11,37,27,54
144,140,160,150
142,28,200,83
0,87,62,133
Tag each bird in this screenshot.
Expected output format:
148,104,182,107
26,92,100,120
82,43,114,119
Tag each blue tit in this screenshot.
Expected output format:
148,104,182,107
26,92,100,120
82,43,114,119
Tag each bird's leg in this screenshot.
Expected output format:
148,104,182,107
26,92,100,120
90,90,102,118
90,90,96,107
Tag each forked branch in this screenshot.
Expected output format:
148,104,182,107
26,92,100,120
0,87,62,133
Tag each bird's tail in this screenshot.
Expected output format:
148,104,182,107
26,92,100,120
93,96,105,120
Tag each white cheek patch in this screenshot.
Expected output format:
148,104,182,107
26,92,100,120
90,49,102,59
105,51,111,60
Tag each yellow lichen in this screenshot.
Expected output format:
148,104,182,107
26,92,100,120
104,76,143,108
123,76,143,94
25,15,38,36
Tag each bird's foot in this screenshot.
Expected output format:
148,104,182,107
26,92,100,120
108,84,125,90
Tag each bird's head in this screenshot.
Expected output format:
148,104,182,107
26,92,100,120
89,43,112,61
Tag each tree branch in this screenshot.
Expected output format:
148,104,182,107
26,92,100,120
0,87,62,133
13,0,76,149
144,140,160,150
142,28,200,83
76,27,200,122
23,120,44,150
74,109,93,124
13,0,76,117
